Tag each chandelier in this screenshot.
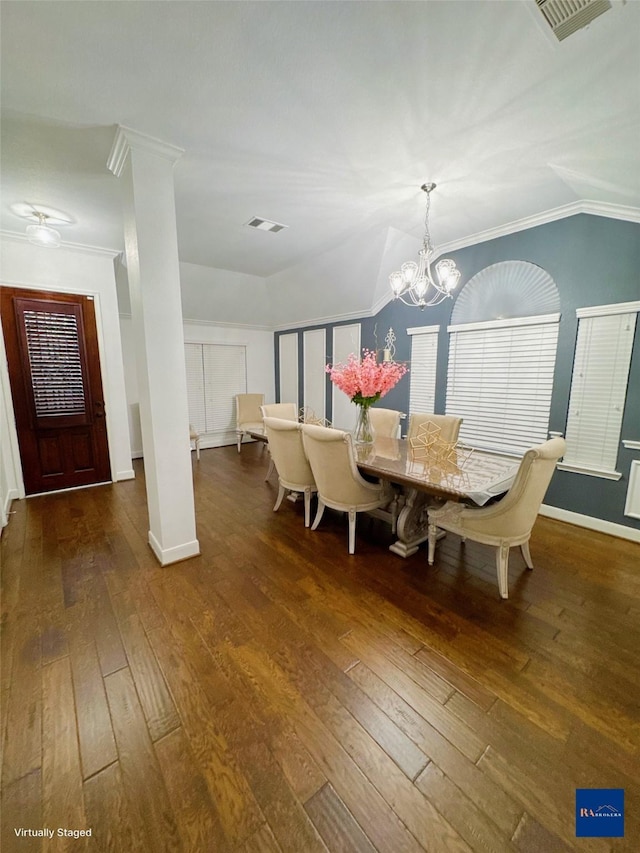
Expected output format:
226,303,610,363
389,182,461,309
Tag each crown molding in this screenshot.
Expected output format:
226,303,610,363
438,200,640,255
107,125,185,177
272,306,377,333
0,230,121,259
182,316,273,332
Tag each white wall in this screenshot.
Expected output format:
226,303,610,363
120,315,275,455
0,235,134,522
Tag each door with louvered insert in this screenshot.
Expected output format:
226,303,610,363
1,287,111,494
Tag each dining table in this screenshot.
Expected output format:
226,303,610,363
355,436,521,557
245,426,521,558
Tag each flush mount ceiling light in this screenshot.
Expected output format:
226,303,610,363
26,212,62,248
10,202,72,248
389,183,461,309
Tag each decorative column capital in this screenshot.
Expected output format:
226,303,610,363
107,125,184,177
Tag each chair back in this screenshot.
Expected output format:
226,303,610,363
262,417,315,488
236,393,264,427
302,423,382,506
467,437,566,538
369,408,402,439
261,403,298,421
408,413,462,443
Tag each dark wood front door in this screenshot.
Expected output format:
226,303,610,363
1,287,111,495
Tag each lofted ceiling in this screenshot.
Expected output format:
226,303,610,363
1,0,639,322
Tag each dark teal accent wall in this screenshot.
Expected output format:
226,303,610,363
275,214,640,531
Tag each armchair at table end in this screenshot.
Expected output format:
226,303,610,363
407,413,463,443
427,437,566,599
260,403,298,421
262,417,317,527
235,393,265,452
302,423,392,554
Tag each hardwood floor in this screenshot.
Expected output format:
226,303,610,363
2,443,639,852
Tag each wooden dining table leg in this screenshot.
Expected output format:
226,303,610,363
388,487,431,557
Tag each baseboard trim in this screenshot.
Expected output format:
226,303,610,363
539,504,640,543
148,531,200,565
115,468,136,480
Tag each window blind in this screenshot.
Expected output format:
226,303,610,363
408,326,438,416
24,309,86,418
446,315,560,455
563,306,638,477
185,343,247,439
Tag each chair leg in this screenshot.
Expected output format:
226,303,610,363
521,540,533,569
273,484,286,512
496,543,510,599
348,508,357,554
311,500,325,531
236,431,242,453
427,520,438,565
303,488,312,528
265,457,275,482
195,438,200,461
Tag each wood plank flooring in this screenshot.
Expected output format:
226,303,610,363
2,442,639,852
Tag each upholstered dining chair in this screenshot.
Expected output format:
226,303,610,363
302,423,392,554
235,393,265,452
262,417,317,527
407,413,463,443
260,403,298,421
427,437,566,599
368,407,403,439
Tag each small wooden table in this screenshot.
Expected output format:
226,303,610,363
356,437,520,557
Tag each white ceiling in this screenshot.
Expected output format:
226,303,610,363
1,0,639,312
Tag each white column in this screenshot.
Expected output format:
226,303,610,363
108,126,199,565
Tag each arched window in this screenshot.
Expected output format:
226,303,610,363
445,261,561,455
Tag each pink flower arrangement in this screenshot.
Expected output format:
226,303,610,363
325,349,408,407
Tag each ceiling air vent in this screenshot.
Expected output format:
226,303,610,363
245,217,288,234
535,0,612,40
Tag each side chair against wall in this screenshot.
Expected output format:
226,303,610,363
407,413,463,443
189,425,201,460
368,408,403,439
427,437,566,599
302,423,392,555
235,393,265,452
262,417,317,527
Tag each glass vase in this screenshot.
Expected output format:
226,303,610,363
353,404,376,447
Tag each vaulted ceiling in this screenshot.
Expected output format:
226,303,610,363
1,0,639,324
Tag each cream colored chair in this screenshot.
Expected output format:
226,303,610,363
235,393,265,452
427,437,566,599
407,413,463,443
189,424,201,460
369,408,403,439
302,423,392,554
260,403,298,421
262,417,317,527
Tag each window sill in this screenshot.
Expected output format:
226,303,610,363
557,463,622,481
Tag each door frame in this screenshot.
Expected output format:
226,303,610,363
1,276,131,500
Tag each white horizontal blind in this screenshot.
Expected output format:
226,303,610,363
408,327,438,416
303,328,326,421
279,333,299,408
203,344,247,433
446,316,559,455
184,344,206,433
563,309,637,475
185,343,247,437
